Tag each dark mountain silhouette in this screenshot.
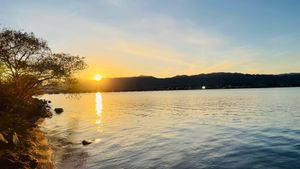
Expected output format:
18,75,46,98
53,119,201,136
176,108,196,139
77,72,300,92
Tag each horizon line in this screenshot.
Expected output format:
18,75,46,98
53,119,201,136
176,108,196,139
82,71,300,80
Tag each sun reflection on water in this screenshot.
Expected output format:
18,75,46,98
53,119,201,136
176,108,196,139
95,92,102,125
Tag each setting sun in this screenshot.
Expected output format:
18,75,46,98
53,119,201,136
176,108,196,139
94,74,102,81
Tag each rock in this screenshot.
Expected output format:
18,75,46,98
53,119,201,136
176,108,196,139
54,108,64,114
82,140,92,145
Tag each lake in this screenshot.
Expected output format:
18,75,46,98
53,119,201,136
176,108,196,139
41,88,300,169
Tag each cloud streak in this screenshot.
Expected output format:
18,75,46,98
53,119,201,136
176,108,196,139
1,1,299,78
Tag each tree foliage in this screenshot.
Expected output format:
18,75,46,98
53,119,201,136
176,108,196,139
0,29,87,100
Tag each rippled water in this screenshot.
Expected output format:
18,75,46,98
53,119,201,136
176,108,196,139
42,88,300,169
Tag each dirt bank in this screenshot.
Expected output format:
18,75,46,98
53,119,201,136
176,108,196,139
0,100,55,169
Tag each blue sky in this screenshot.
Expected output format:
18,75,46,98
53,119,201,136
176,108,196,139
1,0,300,78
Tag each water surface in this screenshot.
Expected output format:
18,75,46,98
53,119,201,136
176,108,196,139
42,88,300,169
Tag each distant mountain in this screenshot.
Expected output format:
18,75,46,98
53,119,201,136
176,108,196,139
76,72,300,92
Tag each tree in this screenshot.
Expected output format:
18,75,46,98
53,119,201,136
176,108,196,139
0,29,87,100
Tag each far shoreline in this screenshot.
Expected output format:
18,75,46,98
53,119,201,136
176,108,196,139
44,86,300,95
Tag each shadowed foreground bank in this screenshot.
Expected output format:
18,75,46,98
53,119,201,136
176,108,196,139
0,99,54,169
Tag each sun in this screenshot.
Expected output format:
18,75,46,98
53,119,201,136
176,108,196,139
94,74,102,81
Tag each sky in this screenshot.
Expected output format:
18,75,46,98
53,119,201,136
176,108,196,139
1,0,300,79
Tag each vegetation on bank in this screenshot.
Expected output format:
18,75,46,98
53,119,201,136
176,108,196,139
0,28,86,168
0,99,53,168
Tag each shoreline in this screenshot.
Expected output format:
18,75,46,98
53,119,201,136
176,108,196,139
45,86,300,94
0,100,54,169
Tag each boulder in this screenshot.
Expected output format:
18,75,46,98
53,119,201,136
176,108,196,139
54,108,64,114
82,140,92,145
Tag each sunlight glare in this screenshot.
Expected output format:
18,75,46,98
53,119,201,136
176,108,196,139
94,74,102,81
95,92,103,125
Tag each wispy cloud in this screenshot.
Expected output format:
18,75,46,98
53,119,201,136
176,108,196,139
2,1,299,78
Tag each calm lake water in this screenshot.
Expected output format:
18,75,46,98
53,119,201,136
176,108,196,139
41,88,300,169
